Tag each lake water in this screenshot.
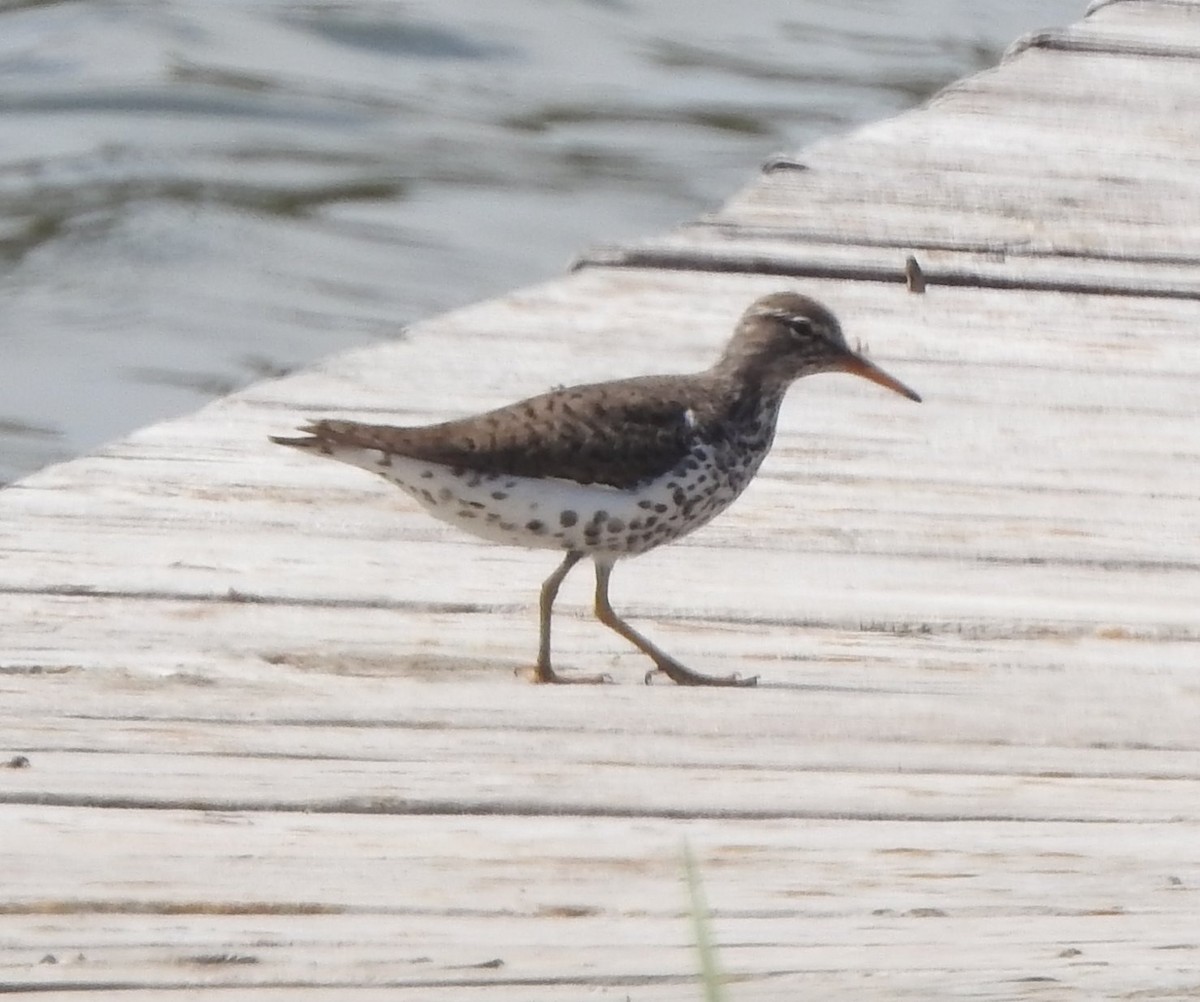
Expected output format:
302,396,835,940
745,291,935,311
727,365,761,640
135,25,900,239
0,0,1083,484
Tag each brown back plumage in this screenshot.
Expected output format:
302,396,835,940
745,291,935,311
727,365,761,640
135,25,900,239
273,373,708,489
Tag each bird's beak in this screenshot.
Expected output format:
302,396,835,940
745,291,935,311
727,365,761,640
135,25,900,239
840,352,922,403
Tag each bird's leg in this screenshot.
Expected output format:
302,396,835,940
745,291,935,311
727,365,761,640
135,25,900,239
529,550,612,684
591,559,757,688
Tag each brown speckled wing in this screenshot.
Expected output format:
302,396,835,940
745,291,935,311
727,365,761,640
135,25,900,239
285,374,708,490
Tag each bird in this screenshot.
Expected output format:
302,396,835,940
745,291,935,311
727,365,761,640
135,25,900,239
271,291,921,687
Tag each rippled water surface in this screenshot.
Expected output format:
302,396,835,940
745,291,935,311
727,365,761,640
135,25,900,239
0,0,1082,483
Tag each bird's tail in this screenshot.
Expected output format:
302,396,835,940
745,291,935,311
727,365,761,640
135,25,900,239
268,422,328,452
269,419,409,455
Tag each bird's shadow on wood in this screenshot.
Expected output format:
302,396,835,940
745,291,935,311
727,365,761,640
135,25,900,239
261,651,925,695
653,679,921,695
261,651,499,678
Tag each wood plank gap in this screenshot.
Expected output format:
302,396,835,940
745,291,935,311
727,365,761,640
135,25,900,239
0,792,1161,824
13,746,1199,779
573,247,1200,300
0,973,704,995
1006,27,1200,61
0,584,512,615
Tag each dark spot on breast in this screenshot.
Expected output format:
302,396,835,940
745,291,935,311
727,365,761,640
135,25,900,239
629,519,643,530
438,488,453,502
468,500,485,509
644,516,658,528
420,469,434,479
637,499,654,510
420,489,435,504
590,510,608,525
672,489,686,506
526,519,545,533
606,518,625,533
653,503,668,514
559,510,578,527
491,491,509,501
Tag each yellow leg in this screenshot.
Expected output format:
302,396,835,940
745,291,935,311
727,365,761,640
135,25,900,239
591,558,757,687
530,551,611,684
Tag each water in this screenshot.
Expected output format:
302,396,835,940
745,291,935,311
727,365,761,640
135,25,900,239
0,0,1083,484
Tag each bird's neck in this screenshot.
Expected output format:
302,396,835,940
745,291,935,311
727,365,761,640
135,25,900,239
698,368,788,447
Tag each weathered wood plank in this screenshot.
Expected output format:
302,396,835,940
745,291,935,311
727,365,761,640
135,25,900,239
4,806,1198,996
0,580,1195,705
717,48,1200,254
9,707,1200,784
11,752,1198,821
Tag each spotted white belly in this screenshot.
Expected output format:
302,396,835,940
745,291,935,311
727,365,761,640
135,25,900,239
323,445,753,556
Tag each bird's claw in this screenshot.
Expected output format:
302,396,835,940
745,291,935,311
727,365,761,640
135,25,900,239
520,664,614,685
644,666,758,687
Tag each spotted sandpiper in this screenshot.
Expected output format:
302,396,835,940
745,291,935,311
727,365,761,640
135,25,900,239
271,291,921,687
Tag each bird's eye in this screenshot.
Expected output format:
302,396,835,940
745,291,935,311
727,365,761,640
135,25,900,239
784,316,813,338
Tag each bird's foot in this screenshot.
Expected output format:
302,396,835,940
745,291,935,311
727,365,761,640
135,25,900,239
519,664,614,685
643,658,758,688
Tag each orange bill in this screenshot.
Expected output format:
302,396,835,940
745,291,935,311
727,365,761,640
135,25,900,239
841,352,922,402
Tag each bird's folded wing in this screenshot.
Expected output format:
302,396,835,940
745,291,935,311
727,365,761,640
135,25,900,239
293,375,703,490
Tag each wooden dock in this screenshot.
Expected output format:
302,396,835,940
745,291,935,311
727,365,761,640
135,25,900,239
3,1,1200,997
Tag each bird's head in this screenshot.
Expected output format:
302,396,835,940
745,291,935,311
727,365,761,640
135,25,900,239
719,291,921,402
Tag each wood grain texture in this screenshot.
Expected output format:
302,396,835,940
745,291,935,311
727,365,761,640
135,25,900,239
3,1,1200,998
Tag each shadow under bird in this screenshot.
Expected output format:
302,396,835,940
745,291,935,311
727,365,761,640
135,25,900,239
271,291,921,687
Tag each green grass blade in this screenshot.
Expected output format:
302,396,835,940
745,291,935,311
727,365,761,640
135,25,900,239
682,840,726,1002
